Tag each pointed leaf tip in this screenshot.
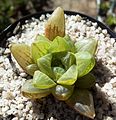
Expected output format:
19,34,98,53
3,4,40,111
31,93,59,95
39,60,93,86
10,44,33,73
45,7,65,40
21,80,51,99
75,37,98,55
66,89,95,119
33,70,56,89
57,65,78,85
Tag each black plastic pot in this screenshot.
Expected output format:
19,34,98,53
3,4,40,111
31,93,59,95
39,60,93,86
0,11,116,47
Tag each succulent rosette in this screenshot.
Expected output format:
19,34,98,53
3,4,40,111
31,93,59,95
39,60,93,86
10,7,98,119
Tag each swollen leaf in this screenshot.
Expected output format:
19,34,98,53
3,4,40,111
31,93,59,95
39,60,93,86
33,70,56,89
57,65,78,85
26,64,38,76
31,40,50,63
52,85,74,101
53,67,65,81
10,44,33,72
48,36,70,53
75,51,95,78
37,53,55,79
66,89,95,119
35,35,50,42
75,37,98,55
21,80,51,99
61,52,76,70
76,73,96,89
64,35,76,53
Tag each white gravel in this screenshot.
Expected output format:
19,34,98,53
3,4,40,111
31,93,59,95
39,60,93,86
0,14,116,120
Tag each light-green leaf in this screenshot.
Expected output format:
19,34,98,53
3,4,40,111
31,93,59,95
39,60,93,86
48,36,70,53
33,70,56,89
31,40,50,63
52,85,74,101
66,89,95,119
37,53,55,79
26,64,39,76
75,37,98,55
75,51,95,78
64,35,76,53
61,52,76,70
53,67,65,81
57,65,78,85
35,35,50,42
21,79,51,99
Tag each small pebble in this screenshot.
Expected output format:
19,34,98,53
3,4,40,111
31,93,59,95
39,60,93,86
102,29,107,35
19,72,27,78
12,117,18,120
2,106,9,113
20,118,24,120
110,78,116,84
17,104,24,110
104,83,113,90
49,117,57,120
39,113,44,119
92,22,97,27
104,116,113,120
4,48,10,54
110,38,115,44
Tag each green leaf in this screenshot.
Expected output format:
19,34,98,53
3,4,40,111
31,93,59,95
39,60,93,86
48,36,70,53
33,70,56,89
10,44,33,73
35,35,50,42
66,89,95,119
75,37,98,55
37,53,55,79
53,67,65,81
31,40,50,63
57,65,78,85
21,80,51,99
64,35,76,53
26,64,39,76
52,85,74,101
75,51,95,78
76,73,96,89
61,52,76,70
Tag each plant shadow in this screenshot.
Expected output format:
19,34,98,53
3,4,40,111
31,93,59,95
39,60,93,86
31,95,89,120
93,86,116,120
31,88,116,120
92,59,115,87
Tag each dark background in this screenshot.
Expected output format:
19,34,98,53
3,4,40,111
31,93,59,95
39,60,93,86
0,0,116,33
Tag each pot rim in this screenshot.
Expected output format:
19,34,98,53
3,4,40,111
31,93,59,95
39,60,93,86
0,10,116,47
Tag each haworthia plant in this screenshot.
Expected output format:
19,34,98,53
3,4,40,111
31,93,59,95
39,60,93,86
10,7,98,119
